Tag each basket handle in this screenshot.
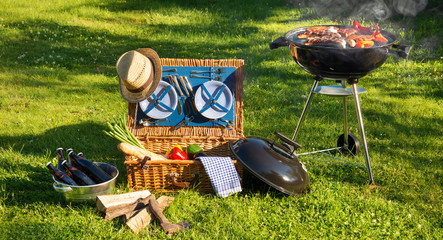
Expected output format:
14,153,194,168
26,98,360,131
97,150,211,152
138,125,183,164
168,173,201,189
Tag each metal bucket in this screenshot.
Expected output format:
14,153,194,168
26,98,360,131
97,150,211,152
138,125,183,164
52,162,119,202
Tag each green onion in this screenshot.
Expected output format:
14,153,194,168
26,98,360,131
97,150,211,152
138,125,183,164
104,116,146,150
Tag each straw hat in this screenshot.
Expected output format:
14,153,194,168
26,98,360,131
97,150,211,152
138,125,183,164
116,48,162,103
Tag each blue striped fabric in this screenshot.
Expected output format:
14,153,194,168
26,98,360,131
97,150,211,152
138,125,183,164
197,157,242,197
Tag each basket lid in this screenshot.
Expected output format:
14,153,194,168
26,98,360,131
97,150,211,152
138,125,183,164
127,58,244,139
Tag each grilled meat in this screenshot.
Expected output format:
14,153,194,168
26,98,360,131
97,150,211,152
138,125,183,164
298,26,346,48
297,30,341,39
304,36,346,48
306,26,338,32
296,21,388,48
347,34,374,42
337,28,358,37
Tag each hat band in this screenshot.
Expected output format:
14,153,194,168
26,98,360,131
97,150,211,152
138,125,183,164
127,73,154,93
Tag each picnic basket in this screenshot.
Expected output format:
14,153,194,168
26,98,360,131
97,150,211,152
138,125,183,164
124,57,244,193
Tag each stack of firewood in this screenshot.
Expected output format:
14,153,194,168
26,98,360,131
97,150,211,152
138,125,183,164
96,190,175,233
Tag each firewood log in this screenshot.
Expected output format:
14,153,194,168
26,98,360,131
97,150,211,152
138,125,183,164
96,190,153,221
125,196,175,233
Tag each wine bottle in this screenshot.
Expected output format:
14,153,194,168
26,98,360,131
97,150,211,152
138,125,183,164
61,160,96,186
67,149,112,183
46,162,78,186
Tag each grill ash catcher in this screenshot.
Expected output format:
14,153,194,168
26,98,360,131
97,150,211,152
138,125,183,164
268,25,411,185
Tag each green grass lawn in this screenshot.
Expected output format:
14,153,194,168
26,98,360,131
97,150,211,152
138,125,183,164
0,0,442,239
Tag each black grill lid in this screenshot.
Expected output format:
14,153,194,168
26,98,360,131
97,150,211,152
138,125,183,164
230,137,309,195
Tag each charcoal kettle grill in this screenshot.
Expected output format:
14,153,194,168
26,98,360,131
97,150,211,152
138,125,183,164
270,25,411,184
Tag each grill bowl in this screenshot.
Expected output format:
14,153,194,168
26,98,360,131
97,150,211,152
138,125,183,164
279,25,397,80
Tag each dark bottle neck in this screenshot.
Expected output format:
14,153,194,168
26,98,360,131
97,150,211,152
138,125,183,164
56,148,66,162
67,149,86,161
46,162,59,174
61,160,76,171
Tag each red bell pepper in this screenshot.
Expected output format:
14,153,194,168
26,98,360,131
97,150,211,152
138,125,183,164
353,20,373,34
166,145,183,157
355,41,374,48
372,25,388,43
168,147,188,160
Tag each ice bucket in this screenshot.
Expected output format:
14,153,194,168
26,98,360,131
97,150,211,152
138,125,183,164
52,162,119,202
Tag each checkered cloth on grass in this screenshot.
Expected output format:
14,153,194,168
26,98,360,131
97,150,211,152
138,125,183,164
197,156,242,198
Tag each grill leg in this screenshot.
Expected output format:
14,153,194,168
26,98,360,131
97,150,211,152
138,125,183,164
341,81,349,145
349,80,374,184
292,77,321,141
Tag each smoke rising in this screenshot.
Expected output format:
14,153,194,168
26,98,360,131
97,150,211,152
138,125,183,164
297,0,428,20
391,0,428,17
354,0,392,20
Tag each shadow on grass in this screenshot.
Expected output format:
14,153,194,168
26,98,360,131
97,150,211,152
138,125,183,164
4,1,263,70
0,122,126,206
100,0,280,21
239,156,369,199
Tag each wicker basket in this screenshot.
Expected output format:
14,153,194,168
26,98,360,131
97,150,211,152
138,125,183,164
124,58,244,193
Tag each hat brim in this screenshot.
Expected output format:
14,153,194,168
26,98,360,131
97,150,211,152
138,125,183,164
118,48,162,103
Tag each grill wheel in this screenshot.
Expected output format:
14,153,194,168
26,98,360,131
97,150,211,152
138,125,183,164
337,133,361,156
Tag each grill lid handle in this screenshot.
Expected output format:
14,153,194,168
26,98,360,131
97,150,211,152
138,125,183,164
270,37,289,50
272,131,302,155
388,44,412,59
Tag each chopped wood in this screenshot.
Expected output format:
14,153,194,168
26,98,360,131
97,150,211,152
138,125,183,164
125,196,175,233
96,190,154,221
96,190,152,213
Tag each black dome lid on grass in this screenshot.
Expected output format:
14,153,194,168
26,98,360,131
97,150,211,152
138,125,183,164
230,137,309,195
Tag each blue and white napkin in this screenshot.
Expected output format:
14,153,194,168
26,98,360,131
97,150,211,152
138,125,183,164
197,156,242,198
